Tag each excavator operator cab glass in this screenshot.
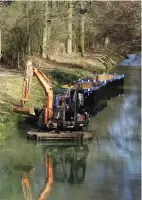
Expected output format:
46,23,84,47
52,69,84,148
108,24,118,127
64,89,73,106
54,91,66,107
78,92,84,106
68,89,85,106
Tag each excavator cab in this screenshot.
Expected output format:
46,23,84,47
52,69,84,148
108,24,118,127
53,88,89,130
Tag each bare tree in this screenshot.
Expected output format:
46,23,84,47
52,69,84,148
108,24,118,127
0,29,2,60
67,1,73,55
42,1,50,59
26,1,31,55
0,1,140,64
79,2,88,57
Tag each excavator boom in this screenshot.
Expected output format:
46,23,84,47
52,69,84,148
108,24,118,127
13,59,54,125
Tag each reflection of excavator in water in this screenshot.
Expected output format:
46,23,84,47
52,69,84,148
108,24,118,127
13,145,88,200
41,145,89,184
52,145,89,183
13,60,89,131
13,152,53,200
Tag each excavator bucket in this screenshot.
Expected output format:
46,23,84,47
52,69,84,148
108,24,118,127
12,106,36,116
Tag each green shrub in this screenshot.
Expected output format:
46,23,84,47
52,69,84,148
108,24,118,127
51,68,80,84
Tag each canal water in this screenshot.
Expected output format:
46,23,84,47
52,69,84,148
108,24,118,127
0,65,141,200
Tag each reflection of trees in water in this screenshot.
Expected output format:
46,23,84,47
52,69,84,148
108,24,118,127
112,66,141,93
89,67,141,139
111,68,140,130
106,72,141,159
87,67,141,200
109,92,140,140
88,157,140,200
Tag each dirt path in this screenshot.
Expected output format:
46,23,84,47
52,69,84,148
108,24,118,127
0,67,22,77
0,52,112,77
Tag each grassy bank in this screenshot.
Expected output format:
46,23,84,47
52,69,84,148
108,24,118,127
0,54,116,145
0,76,45,145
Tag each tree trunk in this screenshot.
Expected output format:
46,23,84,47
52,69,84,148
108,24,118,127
104,36,110,48
80,14,85,57
17,52,20,69
51,0,56,12
22,50,25,62
42,1,51,59
27,2,31,55
80,3,86,57
67,1,73,55
0,29,2,61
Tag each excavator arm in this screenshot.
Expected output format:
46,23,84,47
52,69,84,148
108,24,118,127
13,59,54,126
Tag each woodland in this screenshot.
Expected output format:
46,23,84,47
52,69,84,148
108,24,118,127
0,1,141,67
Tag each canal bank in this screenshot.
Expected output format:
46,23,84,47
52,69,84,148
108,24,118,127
0,61,141,200
0,53,119,144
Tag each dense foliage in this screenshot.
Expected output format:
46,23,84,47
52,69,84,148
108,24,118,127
0,1,141,65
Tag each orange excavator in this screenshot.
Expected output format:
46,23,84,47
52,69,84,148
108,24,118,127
13,59,89,131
